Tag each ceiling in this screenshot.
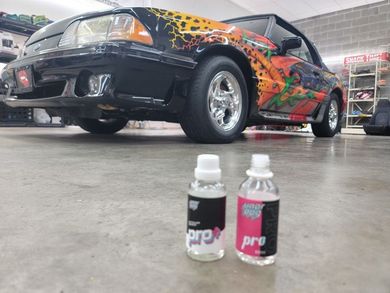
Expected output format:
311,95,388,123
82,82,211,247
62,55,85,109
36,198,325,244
1,0,385,22
114,0,385,21
229,0,384,21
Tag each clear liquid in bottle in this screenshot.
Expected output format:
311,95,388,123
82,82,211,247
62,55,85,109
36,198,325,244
236,154,279,266
186,154,226,262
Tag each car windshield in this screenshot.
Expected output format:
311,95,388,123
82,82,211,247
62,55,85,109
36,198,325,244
224,18,269,36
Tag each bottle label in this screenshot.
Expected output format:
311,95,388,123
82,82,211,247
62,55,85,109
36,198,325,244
186,195,226,254
236,196,279,257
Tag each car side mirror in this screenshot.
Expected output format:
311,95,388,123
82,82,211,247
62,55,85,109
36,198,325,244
280,37,302,55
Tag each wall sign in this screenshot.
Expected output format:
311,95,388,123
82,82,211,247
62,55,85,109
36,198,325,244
344,52,390,65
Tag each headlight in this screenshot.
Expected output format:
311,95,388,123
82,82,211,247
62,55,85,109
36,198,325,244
58,14,153,47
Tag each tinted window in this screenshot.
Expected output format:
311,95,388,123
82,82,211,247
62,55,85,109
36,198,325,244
227,18,269,36
270,24,313,64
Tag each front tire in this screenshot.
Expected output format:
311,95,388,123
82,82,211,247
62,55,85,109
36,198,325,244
180,56,248,143
312,93,341,137
76,118,128,134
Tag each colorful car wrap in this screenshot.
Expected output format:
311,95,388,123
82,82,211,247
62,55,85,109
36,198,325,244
144,8,344,121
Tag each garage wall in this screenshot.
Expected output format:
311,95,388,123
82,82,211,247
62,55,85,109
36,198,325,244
292,0,390,66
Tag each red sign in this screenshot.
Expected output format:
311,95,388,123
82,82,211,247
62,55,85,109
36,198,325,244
344,52,390,65
17,69,31,88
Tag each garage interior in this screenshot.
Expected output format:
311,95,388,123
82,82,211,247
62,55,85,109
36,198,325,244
0,0,389,292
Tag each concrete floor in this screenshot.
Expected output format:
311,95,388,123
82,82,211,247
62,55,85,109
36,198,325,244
0,127,389,293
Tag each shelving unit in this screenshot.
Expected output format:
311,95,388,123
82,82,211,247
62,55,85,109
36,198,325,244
0,16,63,127
346,61,378,129
0,16,40,36
0,103,34,126
0,17,37,126
345,55,390,131
377,47,390,104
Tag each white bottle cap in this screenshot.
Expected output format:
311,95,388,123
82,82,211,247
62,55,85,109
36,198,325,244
246,154,274,179
194,154,221,181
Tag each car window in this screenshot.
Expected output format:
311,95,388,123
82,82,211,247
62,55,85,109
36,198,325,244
226,18,269,36
270,24,314,64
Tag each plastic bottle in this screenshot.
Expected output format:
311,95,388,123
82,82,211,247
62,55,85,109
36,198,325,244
236,154,280,266
186,154,226,262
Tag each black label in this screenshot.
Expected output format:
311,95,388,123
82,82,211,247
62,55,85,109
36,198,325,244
187,195,226,231
260,200,279,257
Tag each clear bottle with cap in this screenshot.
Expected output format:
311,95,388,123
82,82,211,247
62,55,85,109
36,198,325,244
186,154,226,262
236,154,279,266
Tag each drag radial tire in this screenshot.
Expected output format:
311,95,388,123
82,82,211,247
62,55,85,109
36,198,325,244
180,56,248,143
76,118,129,134
312,93,341,137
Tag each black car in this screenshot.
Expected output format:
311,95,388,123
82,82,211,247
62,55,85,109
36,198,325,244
0,7,346,143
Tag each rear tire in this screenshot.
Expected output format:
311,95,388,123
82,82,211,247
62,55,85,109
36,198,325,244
76,118,128,134
312,93,341,137
180,56,248,143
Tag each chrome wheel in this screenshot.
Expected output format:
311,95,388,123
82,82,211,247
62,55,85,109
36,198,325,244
207,71,242,132
328,99,339,131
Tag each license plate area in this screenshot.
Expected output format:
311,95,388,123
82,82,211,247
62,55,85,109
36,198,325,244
14,65,34,93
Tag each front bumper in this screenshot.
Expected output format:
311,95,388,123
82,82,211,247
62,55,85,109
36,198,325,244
0,42,196,108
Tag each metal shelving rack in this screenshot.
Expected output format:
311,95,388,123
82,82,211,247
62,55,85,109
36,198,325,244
345,45,390,131
0,16,40,36
0,17,38,126
346,64,389,128
346,61,379,129
377,46,390,104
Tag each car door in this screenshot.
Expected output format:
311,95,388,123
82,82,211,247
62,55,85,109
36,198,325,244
259,21,327,117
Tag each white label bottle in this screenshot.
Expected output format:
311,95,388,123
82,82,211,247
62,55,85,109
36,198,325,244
186,154,226,262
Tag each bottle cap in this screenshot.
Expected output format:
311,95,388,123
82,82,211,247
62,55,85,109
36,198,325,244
194,154,221,181
246,154,274,179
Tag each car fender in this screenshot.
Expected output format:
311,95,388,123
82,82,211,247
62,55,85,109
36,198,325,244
140,8,280,105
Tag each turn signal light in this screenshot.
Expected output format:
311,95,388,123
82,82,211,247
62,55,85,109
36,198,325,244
108,14,153,46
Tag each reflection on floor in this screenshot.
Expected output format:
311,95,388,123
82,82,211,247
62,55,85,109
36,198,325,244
0,127,389,292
